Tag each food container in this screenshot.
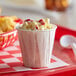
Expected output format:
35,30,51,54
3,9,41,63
17,24,57,68
0,17,23,49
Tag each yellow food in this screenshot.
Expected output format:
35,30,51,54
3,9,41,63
0,16,18,34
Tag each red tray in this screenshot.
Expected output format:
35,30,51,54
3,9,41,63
1,26,76,76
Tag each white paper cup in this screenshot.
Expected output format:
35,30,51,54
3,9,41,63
17,25,57,68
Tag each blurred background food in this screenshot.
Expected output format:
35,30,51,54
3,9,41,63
45,0,72,11
0,0,76,30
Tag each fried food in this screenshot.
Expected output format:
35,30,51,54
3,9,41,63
0,16,18,34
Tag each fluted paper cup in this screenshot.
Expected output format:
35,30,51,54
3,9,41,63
17,25,57,68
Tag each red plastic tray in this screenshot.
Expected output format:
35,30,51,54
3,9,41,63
1,26,76,76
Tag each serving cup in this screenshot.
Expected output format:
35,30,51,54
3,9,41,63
16,24,57,68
